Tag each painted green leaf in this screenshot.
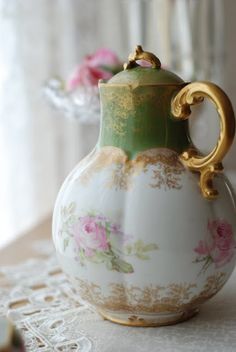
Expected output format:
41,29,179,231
61,206,67,217
142,243,159,252
78,249,86,262
134,240,144,251
123,240,158,258
63,238,69,251
68,202,76,214
110,257,134,273
88,210,96,217
124,245,132,255
93,251,113,263
136,253,149,260
69,215,76,224
105,259,113,270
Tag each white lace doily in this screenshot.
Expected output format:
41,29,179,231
0,240,236,351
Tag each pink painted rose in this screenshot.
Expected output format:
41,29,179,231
73,215,109,257
208,220,236,267
194,219,235,269
194,239,210,256
67,48,121,89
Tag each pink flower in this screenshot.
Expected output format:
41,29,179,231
109,223,122,235
86,48,120,68
67,64,113,89
208,220,236,267
73,215,109,256
67,48,121,89
194,240,210,256
194,219,235,269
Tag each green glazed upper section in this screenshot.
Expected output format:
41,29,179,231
107,66,184,86
98,84,191,158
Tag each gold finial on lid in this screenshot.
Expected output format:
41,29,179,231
124,45,161,70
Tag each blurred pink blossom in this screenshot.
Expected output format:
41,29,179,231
67,48,121,89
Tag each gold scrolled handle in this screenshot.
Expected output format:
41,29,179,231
171,81,235,200
124,45,161,70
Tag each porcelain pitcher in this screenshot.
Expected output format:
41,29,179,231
53,46,236,326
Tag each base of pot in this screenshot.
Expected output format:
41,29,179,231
99,308,199,327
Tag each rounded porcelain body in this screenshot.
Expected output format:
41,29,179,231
52,146,236,326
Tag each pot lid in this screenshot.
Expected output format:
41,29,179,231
106,45,184,86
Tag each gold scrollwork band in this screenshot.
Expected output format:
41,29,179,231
171,81,235,199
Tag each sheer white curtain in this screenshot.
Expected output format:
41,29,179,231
0,0,235,248
0,1,85,247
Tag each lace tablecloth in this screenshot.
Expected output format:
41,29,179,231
0,240,236,352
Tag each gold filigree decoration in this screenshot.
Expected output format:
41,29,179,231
101,90,133,136
100,86,174,137
101,89,161,136
107,163,143,191
75,272,226,314
77,146,185,191
77,146,127,186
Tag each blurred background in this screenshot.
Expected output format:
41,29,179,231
0,0,235,248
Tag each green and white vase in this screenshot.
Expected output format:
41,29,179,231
53,46,236,326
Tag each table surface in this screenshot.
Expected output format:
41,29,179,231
0,217,52,266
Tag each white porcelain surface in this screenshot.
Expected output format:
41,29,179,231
53,147,236,324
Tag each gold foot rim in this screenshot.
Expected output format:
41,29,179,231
99,308,199,327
